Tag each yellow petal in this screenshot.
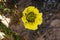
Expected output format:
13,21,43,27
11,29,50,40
33,8,39,14
35,13,43,25
22,16,28,23
23,6,35,15
24,22,38,30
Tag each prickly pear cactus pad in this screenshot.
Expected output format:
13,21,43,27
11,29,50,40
0,0,60,40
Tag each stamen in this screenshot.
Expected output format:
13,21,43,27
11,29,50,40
26,12,36,22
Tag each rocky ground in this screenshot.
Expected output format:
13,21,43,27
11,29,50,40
0,0,60,40
9,0,60,40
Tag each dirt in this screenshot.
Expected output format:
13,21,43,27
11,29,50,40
4,0,60,40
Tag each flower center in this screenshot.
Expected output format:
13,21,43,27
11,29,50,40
26,12,36,22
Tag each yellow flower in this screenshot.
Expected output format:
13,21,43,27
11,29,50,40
22,6,43,30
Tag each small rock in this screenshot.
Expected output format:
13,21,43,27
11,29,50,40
50,19,60,27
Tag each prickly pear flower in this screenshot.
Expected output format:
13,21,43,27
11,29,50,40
22,6,43,30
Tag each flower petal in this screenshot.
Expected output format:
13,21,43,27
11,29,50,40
24,22,38,30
